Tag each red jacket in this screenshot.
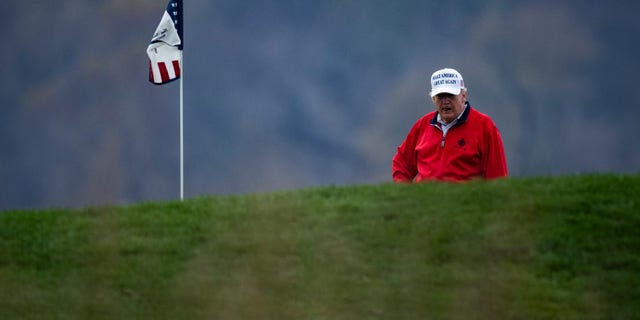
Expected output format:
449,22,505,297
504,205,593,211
392,103,507,182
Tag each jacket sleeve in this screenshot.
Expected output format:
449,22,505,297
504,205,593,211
392,120,422,182
482,120,508,179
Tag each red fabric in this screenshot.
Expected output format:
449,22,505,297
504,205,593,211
392,106,507,182
172,60,181,78
158,62,170,83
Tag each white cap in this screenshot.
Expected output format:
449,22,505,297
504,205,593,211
430,68,465,97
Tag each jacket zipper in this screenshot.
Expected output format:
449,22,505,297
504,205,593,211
432,123,447,148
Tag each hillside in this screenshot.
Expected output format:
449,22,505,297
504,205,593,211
1,174,639,319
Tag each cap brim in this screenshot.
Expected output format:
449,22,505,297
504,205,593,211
430,86,461,97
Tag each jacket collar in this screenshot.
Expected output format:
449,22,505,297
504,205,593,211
430,101,471,125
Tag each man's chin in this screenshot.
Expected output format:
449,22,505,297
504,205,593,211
440,113,455,122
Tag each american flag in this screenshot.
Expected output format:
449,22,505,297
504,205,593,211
147,0,183,85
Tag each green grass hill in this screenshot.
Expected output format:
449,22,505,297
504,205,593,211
1,174,639,319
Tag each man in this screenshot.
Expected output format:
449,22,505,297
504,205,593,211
392,67,507,182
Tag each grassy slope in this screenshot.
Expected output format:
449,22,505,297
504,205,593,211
0,174,638,319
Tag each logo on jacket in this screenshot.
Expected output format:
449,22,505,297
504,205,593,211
455,138,467,150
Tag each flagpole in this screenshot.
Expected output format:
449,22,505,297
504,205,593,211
179,50,184,201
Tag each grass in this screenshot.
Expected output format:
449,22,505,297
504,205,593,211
0,174,639,319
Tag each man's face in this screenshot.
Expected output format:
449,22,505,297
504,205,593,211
432,91,466,124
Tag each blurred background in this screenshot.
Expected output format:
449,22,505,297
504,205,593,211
1,0,639,210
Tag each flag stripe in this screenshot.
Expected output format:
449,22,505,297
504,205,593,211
149,60,154,82
158,62,170,83
172,60,181,78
